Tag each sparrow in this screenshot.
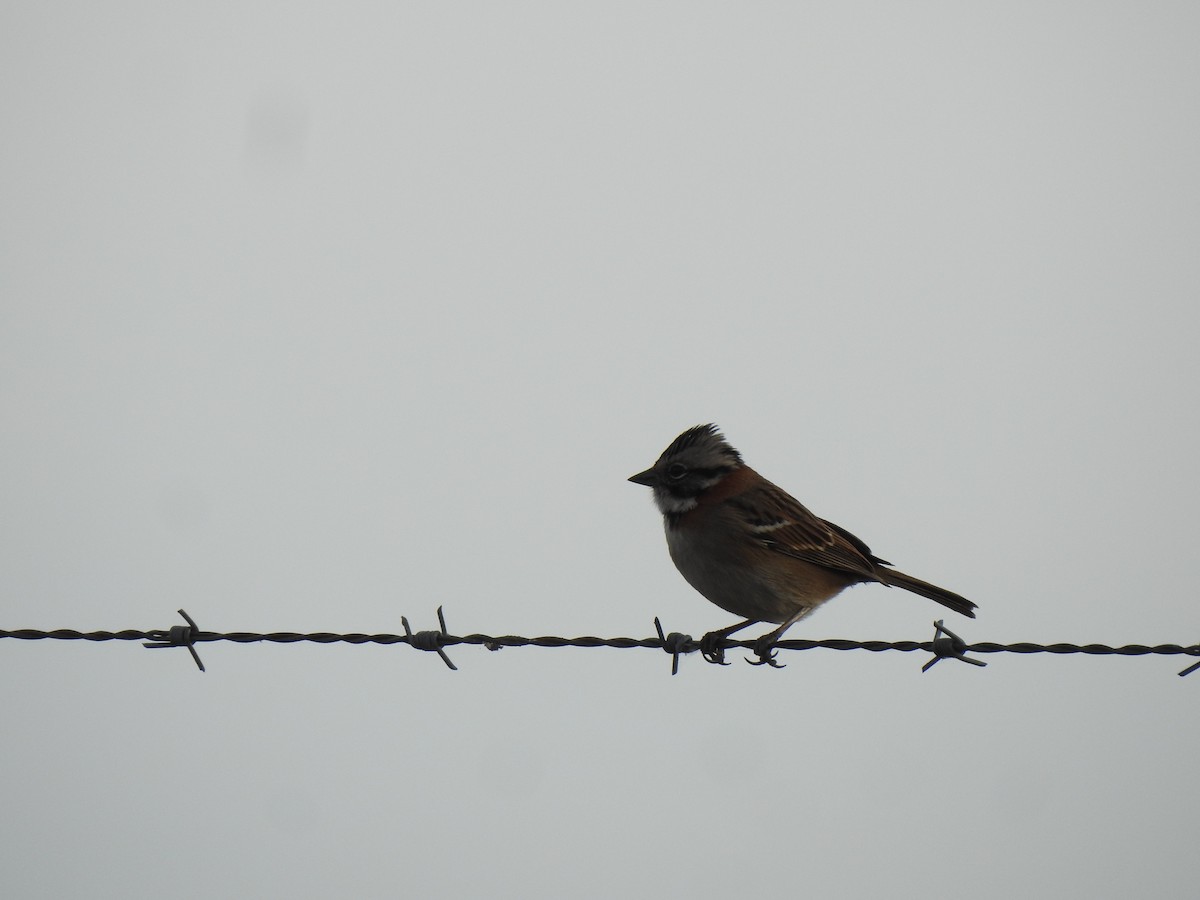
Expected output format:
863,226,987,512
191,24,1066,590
629,424,976,666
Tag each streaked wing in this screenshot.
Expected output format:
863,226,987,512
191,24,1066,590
730,481,885,582
823,519,891,567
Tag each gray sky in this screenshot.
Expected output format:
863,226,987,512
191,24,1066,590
3,3,1198,897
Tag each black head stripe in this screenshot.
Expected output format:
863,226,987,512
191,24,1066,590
661,424,743,466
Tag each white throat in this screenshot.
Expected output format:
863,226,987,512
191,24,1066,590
654,491,697,515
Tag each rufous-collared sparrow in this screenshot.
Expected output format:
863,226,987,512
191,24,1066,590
629,424,976,666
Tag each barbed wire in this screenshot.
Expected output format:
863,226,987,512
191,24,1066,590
3,608,1198,677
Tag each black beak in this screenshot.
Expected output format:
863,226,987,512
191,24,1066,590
628,468,657,486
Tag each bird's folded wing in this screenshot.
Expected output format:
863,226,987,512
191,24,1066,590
730,487,886,582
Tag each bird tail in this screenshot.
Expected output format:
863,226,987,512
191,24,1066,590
878,569,976,618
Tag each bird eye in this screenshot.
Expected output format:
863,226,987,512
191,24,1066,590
666,462,687,480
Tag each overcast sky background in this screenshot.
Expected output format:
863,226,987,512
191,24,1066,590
3,3,1198,898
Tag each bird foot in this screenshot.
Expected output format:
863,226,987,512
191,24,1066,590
698,630,732,666
746,636,785,668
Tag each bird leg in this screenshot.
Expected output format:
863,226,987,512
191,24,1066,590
746,610,809,668
699,619,756,666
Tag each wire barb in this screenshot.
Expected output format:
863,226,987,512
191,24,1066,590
653,617,693,676
142,609,206,672
401,606,458,671
922,619,986,673
1178,653,1200,677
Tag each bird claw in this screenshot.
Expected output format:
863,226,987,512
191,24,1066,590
699,632,731,666
746,638,785,668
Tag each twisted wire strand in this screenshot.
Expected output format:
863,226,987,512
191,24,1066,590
2,626,1197,657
